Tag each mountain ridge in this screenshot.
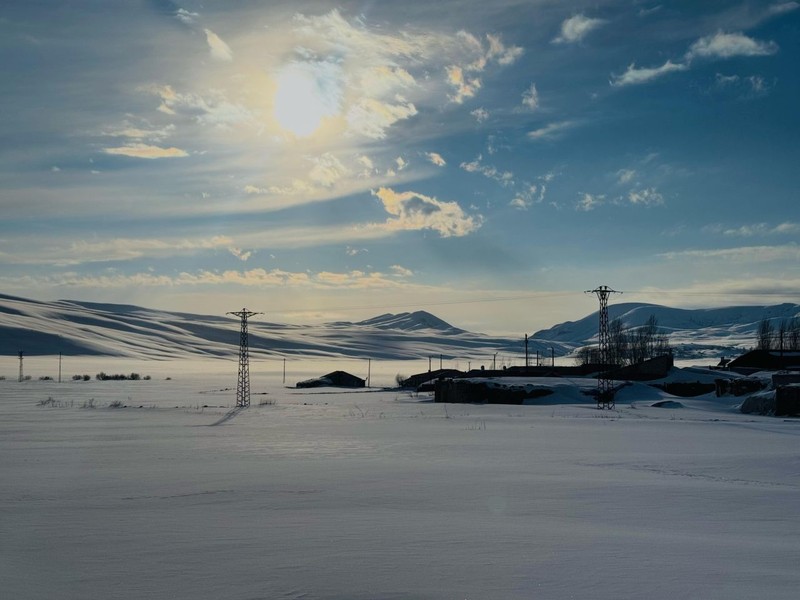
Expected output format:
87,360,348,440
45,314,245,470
3,294,798,361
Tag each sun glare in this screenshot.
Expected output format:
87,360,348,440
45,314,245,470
273,63,339,137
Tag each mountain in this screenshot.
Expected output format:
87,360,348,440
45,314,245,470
354,311,465,334
5,293,795,362
0,294,542,360
531,301,800,358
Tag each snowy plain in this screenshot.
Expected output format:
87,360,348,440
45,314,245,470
2,356,799,600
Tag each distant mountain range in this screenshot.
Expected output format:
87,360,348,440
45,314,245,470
0,294,532,360
531,302,800,359
2,294,797,361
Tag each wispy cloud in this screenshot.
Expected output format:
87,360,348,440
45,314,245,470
553,14,607,44
228,247,253,261
686,31,778,61
204,29,233,61
616,169,636,184
626,187,664,206
767,2,799,17
425,152,446,167
521,83,539,110
460,155,514,186
611,60,688,86
0,235,233,266
444,31,522,103
370,187,481,238
470,107,489,123
660,244,800,262
708,221,800,237
576,192,604,211
103,143,189,159
527,120,575,140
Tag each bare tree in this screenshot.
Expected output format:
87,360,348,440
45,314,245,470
757,318,774,351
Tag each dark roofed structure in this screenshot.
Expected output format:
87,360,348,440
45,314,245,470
728,350,800,373
296,370,366,389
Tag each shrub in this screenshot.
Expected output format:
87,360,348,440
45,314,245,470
39,376,53,381
108,400,124,408
72,374,83,381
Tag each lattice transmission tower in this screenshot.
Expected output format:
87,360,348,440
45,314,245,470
227,308,262,408
585,285,622,409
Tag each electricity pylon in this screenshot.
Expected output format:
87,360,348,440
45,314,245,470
227,308,262,408
585,286,622,409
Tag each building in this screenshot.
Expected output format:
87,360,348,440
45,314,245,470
296,370,366,389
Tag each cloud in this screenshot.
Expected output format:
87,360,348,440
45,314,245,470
371,187,480,237
627,187,664,206
687,32,778,61
228,247,253,261
713,73,772,97
553,14,607,44
103,122,175,142
527,120,574,140
346,96,418,139
308,153,350,188
616,169,636,184
576,193,603,211
390,265,413,278
521,83,539,110
471,107,489,123
103,143,189,159
460,155,514,186
425,152,446,167
509,182,545,210
204,29,233,61
175,8,199,25
444,32,522,103
149,85,253,128
767,2,799,16
713,222,800,237
660,244,800,262
445,65,482,104
0,235,233,266
610,60,688,86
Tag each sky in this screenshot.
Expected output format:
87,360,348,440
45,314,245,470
1,0,799,335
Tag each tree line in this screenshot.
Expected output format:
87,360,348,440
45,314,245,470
576,315,671,366
756,317,800,352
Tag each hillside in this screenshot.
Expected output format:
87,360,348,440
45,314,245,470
0,294,543,360
532,301,800,358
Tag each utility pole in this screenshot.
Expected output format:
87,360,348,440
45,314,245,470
18,350,24,382
367,358,371,387
551,347,555,367
525,334,529,368
283,357,286,384
585,285,622,409
58,352,62,383
227,308,262,408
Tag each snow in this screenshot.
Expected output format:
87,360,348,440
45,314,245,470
2,356,800,599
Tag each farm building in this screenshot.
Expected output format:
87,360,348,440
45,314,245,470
296,370,366,389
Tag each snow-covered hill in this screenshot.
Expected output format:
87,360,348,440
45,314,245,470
0,294,541,360
5,293,797,361
532,301,800,357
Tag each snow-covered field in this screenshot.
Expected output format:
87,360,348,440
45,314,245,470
2,357,799,599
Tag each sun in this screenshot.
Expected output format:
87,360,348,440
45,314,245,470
273,63,340,138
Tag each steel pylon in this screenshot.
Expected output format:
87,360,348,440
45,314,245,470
585,286,622,409
227,308,262,408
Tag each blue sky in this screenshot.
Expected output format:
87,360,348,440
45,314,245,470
1,0,798,334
